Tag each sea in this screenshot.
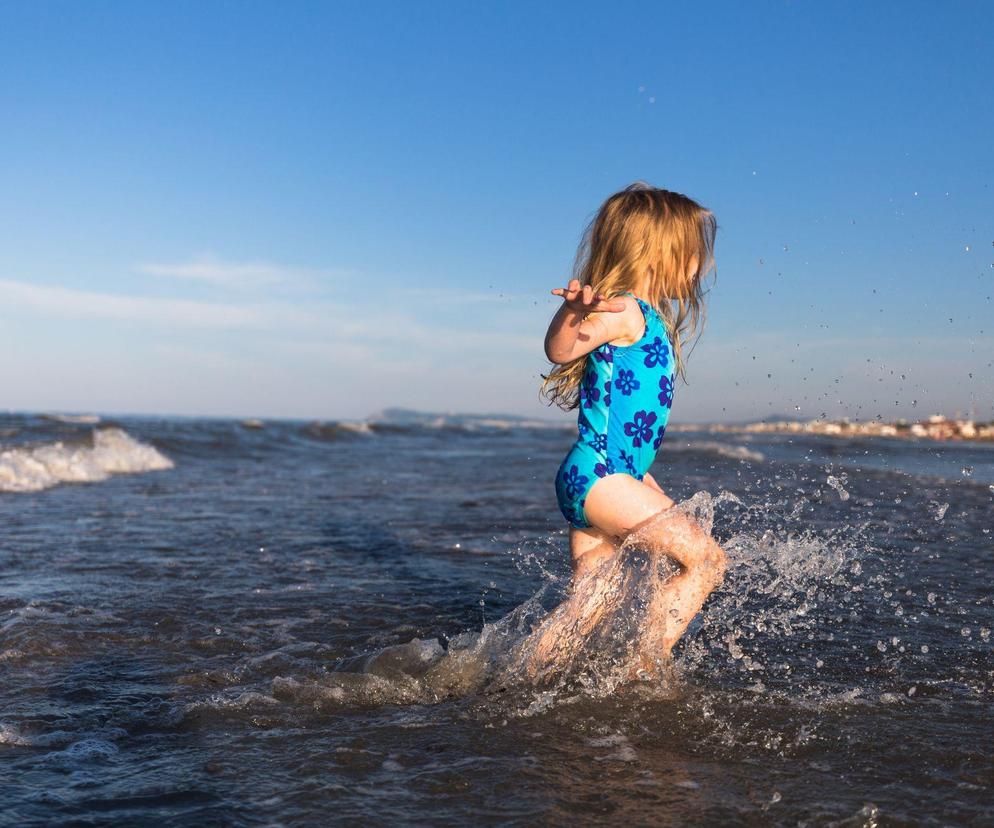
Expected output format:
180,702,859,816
1,409,992,826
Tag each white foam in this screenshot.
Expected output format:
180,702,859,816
336,421,374,435
42,413,102,424
0,428,174,493
668,441,766,462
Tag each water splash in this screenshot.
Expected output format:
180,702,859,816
269,489,872,716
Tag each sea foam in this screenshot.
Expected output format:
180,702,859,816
0,427,173,493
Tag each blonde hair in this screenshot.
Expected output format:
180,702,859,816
541,182,716,410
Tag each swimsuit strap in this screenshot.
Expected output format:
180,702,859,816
623,291,657,320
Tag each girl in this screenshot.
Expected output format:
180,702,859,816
530,183,727,678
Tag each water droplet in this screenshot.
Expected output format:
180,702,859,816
876,640,887,652
961,466,974,477
826,475,850,501
961,627,972,637
921,644,929,653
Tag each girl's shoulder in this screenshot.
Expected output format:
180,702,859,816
605,293,651,348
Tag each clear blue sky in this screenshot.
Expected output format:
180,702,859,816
1,1,991,422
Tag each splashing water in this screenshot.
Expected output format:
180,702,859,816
826,473,851,501
275,489,874,719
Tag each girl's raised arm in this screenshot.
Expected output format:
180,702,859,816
544,279,636,364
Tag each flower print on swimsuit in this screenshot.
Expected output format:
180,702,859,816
653,424,666,450
579,370,601,408
594,457,616,478
623,410,657,448
658,375,674,408
560,499,585,527
603,380,612,407
618,451,638,476
587,433,608,453
640,336,670,369
613,368,640,396
593,344,615,364
561,464,589,500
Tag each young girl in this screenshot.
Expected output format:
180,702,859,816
530,182,727,678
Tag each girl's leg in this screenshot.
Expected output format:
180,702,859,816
524,526,619,676
582,474,726,669
569,525,618,579
526,477,678,679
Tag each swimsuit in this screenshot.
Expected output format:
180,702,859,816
554,293,676,529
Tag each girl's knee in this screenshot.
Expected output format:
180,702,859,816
702,544,727,586
572,540,617,579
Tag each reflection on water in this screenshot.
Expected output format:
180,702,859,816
1,412,992,825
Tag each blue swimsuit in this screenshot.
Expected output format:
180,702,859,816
554,293,676,529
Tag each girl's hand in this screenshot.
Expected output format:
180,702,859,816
551,279,626,314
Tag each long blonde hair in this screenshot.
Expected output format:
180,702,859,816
541,182,716,410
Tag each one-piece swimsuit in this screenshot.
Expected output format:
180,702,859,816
554,293,676,528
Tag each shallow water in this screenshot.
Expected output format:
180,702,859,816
1,411,992,826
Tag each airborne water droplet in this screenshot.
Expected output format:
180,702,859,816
826,475,850,501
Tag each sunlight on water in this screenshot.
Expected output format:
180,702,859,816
264,487,886,735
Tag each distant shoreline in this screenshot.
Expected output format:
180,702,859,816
672,416,994,444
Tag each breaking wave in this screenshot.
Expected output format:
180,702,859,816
41,413,102,425
667,440,766,462
0,427,174,493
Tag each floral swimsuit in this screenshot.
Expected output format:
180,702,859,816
554,293,676,529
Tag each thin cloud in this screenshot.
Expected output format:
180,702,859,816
0,277,541,351
137,255,332,289
0,278,267,329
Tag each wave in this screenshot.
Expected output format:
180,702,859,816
0,427,174,493
667,440,766,462
301,416,569,442
40,413,101,425
369,407,571,433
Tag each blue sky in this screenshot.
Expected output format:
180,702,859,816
1,1,992,422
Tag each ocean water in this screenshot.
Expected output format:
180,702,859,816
1,410,992,826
